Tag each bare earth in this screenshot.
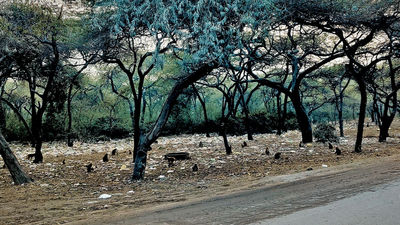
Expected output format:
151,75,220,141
1,121,400,225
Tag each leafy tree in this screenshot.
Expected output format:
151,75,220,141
282,0,400,151
89,0,275,180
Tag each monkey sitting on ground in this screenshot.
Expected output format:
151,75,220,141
328,143,333,149
27,154,35,161
241,141,247,148
103,153,108,162
192,164,198,172
265,147,270,155
62,159,65,165
274,152,281,160
85,163,93,173
111,148,118,156
167,156,175,167
335,147,342,155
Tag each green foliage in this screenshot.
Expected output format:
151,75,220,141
313,123,339,143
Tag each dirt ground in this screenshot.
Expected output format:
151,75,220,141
1,121,400,225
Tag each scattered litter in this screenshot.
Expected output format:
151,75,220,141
99,194,112,199
322,164,328,168
127,190,134,194
157,175,167,181
120,165,128,171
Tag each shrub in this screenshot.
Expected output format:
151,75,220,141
313,123,339,143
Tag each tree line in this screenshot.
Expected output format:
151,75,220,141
0,0,399,183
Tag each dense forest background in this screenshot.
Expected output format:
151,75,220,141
0,0,399,181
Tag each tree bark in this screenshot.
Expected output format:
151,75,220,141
290,93,313,143
354,74,367,152
0,131,33,185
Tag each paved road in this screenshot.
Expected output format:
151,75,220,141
251,179,400,225
84,158,400,225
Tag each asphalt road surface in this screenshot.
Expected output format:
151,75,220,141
84,157,400,225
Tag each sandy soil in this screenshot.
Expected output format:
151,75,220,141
1,121,400,225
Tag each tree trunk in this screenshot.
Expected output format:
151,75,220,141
32,118,44,163
290,93,313,143
131,63,217,180
221,122,232,155
67,88,74,147
354,74,367,152
192,85,210,137
0,131,33,185
339,81,344,137
238,85,253,141
276,92,283,135
132,134,148,180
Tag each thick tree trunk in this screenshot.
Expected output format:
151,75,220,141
0,131,33,185
132,134,148,180
32,119,44,163
354,74,367,152
290,94,313,143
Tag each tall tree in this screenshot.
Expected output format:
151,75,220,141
89,0,275,180
282,0,400,151
0,3,74,162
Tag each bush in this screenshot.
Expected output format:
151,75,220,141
313,123,339,143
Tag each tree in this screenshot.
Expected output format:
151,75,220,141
0,3,75,162
89,0,275,180
242,17,344,143
275,0,399,151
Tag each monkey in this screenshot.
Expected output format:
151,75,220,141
241,141,247,148
274,152,281,160
85,163,93,173
335,147,341,155
265,147,270,155
199,142,204,147
62,159,65,165
328,143,333,149
103,153,108,162
27,154,35,161
167,156,175,167
192,164,198,172
111,148,118,156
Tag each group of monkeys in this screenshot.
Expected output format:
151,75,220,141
23,140,342,174
85,148,119,173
